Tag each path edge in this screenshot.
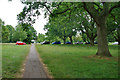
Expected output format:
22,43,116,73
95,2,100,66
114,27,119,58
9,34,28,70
35,44,54,80
16,45,31,78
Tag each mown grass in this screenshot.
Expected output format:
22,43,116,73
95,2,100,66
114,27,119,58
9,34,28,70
0,44,2,78
2,44,30,78
36,44,118,78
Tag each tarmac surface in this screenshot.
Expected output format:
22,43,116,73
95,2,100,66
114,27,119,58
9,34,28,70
23,44,49,78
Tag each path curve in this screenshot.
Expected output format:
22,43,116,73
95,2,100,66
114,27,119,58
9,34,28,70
23,44,49,78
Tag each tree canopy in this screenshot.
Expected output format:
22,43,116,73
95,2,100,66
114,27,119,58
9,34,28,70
17,2,120,56
0,18,37,43
13,25,27,41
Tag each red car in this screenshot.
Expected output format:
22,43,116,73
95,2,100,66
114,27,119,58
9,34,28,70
16,41,26,45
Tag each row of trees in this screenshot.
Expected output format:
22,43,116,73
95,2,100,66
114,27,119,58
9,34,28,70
17,2,120,57
0,18,37,43
37,32,84,44
43,10,98,45
37,10,119,46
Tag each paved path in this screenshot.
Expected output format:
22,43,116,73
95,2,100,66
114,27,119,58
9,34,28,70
23,44,49,78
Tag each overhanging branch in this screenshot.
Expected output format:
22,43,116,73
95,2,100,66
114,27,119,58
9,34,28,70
54,8,71,15
109,4,120,13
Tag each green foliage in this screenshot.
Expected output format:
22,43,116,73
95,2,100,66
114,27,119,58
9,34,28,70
0,18,4,26
17,2,51,24
75,11,97,45
6,25,15,43
73,33,83,42
0,19,4,43
107,7,120,43
0,18,37,43
44,13,77,44
21,23,37,44
81,33,88,42
44,32,62,43
2,25,10,43
0,19,15,43
18,2,120,55
13,25,27,42
37,33,45,42
107,34,115,42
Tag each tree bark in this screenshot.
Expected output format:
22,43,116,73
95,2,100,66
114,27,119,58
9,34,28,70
86,33,96,46
63,39,66,44
118,36,120,45
63,36,66,44
117,27,120,45
69,36,73,44
96,18,112,57
118,41,120,45
83,2,115,57
90,38,94,46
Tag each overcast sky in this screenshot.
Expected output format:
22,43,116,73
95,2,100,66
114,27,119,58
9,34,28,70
0,0,47,35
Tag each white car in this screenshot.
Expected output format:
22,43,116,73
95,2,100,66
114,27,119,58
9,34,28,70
112,42,118,45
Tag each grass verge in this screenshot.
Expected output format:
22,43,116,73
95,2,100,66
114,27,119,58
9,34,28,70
36,44,118,78
2,44,30,78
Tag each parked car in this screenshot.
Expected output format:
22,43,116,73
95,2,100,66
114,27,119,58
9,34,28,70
112,42,118,45
52,41,61,44
41,41,50,45
75,41,80,44
94,41,98,44
85,42,90,44
16,41,26,45
66,42,71,44
75,41,83,44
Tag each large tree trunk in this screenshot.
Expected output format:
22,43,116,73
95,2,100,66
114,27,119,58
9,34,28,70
90,38,94,46
96,19,112,57
69,36,73,44
83,2,113,57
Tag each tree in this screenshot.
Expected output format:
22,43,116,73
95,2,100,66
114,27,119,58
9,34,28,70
81,33,88,42
44,31,62,43
75,12,97,46
37,33,45,43
18,2,120,56
44,14,77,44
13,25,27,42
73,33,83,42
82,3,120,56
113,26,120,45
6,25,15,43
2,25,10,43
51,2,120,56
0,19,10,43
107,8,120,45
0,19,4,43
44,22,68,44
44,32,54,42
19,23,37,44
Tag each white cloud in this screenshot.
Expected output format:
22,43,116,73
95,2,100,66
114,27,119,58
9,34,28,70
0,0,47,35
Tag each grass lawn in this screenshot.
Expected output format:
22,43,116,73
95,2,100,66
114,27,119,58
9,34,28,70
0,44,2,78
36,44,118,78
2,44,30,78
